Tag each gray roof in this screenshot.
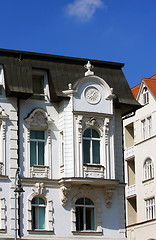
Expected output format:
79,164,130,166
0,48,140,115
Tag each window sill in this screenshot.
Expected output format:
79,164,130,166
72,230,103,235
28,229,54,235
142,177,154,184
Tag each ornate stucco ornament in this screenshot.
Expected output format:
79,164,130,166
32,182,46,195
104,188,115,208
84,61,94,76
60,184,71,207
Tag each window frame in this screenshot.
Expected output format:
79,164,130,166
75,198,95,231
31,197,46,230
25,108,53,178
141,116,152,140
144,158,154,181
145,197,155,220
31,69,50,101
30,130,46,166
83,128,100,165
142,86,149,105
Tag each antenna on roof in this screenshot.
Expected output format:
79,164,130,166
84,61,94,76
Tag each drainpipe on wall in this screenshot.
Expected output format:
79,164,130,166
17,97,22,238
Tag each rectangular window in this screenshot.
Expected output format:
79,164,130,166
147,116,152,137
31,69,46,100
30,130,45,166
141,117,152,140
141,119,146,140
145,198,155,220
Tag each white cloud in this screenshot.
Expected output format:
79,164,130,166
66,0,104,22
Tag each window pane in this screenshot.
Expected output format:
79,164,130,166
39,207,45,229
36,131,44,139
83,129,91,137
85,198,94,205
92,140,100,164
32,206,36,229
76,198,84,205
76,206,84,231
92,129,100,138
83,140,90,164
30,142,36,165
30,130,44,140
86,207,94,230
38,142,44,165
39,198,45,205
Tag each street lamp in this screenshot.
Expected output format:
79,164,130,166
14,167,24,240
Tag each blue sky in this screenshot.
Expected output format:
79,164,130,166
0,0,155,87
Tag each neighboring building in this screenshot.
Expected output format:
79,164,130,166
123,75,156,240
0,49,139,240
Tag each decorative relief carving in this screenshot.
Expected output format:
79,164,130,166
48,130,51,144
0,106,8,121
85,86,101,104
30,166,49,178
60,184,71,207
104,188,114,208
79,184,94,195
0,163,3,175
104,118,110,144
83,165,105,178
32,182,46,195
76,115,83,143
25,108,53,130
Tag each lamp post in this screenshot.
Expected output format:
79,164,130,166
14,167,24,240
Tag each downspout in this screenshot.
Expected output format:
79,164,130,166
17,97,22,238
121,118,127,238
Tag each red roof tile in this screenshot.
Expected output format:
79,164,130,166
131,74,156,99
131,84,140,99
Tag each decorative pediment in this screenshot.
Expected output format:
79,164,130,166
25,108,53,129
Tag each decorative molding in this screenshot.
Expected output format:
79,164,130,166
0,163,3,175
32,182,46,195
85,117,104,136
60,184,71,207
83,165,105,178
25,108,53,130
104,118,110,144
75,115,83,143
0,106,9,122
30,166,49,178
104,188,114,208
85,86,101,104
28,184,54,231
84,61,94,76
0,198,6,230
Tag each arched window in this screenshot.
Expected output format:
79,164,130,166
142,87,149,105
83,128,100,164
75,198,95,231
31,197,46,230
144,158,154,180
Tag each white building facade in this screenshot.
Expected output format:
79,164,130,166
123,75,156,240
0,49,139,240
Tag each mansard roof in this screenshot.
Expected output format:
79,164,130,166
132,74,156,99
0,48,140,115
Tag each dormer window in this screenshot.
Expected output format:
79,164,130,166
142,87,149,105
32,69,47,100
